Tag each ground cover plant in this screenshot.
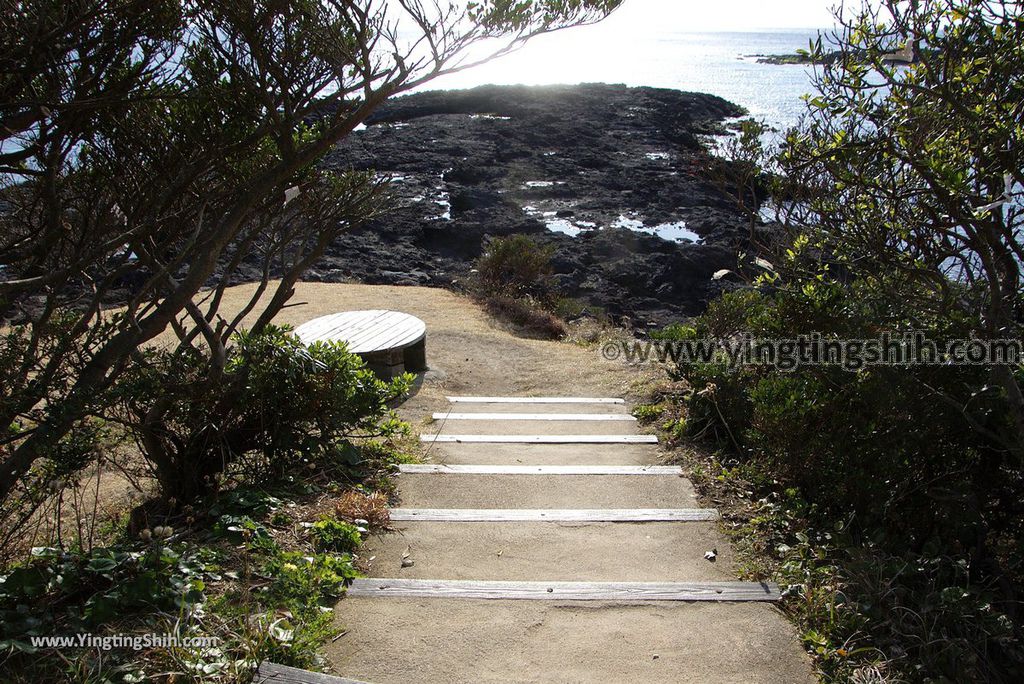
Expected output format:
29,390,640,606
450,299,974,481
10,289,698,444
1,1,623,678
648,1,1024,680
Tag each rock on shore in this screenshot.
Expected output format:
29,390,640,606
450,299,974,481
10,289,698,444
301,83,751,328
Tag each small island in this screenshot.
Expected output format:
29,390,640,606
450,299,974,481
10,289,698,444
751,43,917,65
750,51,840,65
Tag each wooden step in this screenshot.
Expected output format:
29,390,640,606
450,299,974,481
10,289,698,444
255,661,371,683
398,472,698,509
411,442,661,466
446,396,625,404
347,578,780,602
420,434,658,444
432,412,636,421
398,465,681,475
362,521,731,582
389,508,719,522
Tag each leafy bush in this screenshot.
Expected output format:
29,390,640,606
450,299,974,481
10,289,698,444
631,403,665,424
473,234,556,302
111,325,411,502
0,544,210,653
261,550,358,605
469,234,577,339
676,285,1009,534
671,283,1024,679
0,527,361,681
309,517,363,554
212,514,273,547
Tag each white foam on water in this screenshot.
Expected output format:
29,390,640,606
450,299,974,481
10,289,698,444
434,197,451,221
613,215,701,243
645,221,701,243
613,214,645,230
546,218,583,237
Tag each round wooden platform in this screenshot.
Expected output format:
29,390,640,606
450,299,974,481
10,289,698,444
294,310,427,377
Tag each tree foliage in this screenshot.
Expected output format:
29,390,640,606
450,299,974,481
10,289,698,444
773,0,1024,454
0,0,621,515
677,1,1024,678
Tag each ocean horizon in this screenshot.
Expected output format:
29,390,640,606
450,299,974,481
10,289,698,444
419,28,833,134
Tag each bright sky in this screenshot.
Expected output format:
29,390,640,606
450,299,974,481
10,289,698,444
604,0,840,31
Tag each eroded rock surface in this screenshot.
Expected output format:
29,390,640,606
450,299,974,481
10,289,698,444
304,83,750,327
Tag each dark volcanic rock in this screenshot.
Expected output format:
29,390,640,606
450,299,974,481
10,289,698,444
309,83,751,327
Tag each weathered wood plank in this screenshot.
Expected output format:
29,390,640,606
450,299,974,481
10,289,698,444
341,313,419,348
296,310,385,345
420,434,658,444
347,578,780,602
431,413,636,422
398,464,683,476
354,323,424,351
447,396,625,404
334,314,420,350
388,508,719,522
294,310,426,354
310,310,386,341
255,661,372,684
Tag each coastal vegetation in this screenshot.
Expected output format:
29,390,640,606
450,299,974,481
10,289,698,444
470,234,569,339
654,0,1024,680
1,0,1021,681
0,0,621,680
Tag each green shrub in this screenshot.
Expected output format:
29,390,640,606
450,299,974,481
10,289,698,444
672,283,1024,679
212,514,273,548
650,323,697,341
111,325,411,502
473,234,555,301
631,403,664,424
470,235,576,338
0,544,210,649
677,286,1005,533
0,526,359,680
261,550,358,604
308,517,363,554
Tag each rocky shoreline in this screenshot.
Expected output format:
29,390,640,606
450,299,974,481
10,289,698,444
292,83,753,329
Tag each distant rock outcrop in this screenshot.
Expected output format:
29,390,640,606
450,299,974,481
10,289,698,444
279,84,755,328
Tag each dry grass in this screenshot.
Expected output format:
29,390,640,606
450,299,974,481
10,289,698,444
478,295,567,340
334,491,391,530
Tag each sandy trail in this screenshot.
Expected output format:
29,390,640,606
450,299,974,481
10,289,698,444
215,282,813,683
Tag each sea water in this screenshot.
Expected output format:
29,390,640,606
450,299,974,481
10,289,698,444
418,28,829,242
421,29,827,133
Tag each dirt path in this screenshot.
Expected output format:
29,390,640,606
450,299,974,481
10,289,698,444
222,282,814,682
